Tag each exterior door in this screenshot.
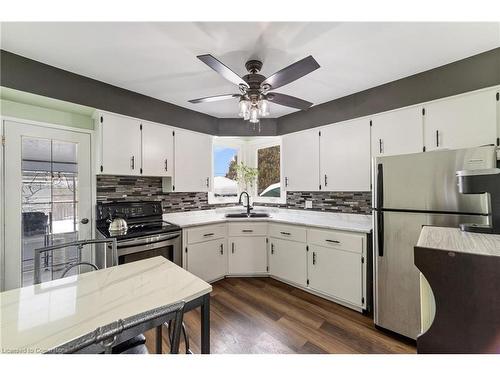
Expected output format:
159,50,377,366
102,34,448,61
3,121,92,290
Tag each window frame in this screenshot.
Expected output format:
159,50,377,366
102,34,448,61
208,137,245,205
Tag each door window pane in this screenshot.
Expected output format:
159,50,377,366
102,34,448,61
21,137,79,286
213,146,239,197
257,145,281,198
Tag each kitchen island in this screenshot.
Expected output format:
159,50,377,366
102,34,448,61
0,256,212,354
414,226,500,353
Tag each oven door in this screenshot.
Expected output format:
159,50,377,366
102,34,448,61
116,232,182,267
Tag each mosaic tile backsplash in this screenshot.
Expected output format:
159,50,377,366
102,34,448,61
96,175,372,214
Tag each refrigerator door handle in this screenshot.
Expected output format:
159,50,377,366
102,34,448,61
377,211,384,257
376,163,384,209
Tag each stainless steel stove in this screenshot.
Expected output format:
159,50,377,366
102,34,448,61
95,201,182,267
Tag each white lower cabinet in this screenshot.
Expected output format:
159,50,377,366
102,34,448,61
186,239,226,282
269,238,307,287
228,236,268,275
308,244,364,308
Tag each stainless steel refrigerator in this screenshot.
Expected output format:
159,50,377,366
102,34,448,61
372,146,496,339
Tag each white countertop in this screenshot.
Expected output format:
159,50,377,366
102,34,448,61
417,226,500,257
0,257,211,353
163,207,372,233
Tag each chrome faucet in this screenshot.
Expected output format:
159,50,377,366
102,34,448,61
238,191,253,216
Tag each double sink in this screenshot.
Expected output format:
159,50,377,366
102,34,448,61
225,212,269,218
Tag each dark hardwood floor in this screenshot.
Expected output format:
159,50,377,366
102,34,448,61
145,277,416,354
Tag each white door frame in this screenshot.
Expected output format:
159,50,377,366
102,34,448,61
1,116,96,291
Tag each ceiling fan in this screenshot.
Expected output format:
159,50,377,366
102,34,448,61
189,54,320,129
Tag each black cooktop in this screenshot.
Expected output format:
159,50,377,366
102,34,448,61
96,201,181,240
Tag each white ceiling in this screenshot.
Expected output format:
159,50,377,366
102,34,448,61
1,22,499,118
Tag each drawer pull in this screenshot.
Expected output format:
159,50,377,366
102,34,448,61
242,229,253,233
325,239,340,244
220,244,224,255
280,231,291,236
203,233,215,237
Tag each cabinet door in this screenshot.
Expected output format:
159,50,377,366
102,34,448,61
424,89,498,151
174,130,212,192
186,239,226,282
100,113,141,175
320,118,371,191
141,121,174,177
371,106,424,157
282,129,320,191
308,245,363,307
269,238,307,287
228,237,267,275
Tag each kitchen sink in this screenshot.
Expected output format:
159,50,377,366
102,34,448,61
225,212,269,218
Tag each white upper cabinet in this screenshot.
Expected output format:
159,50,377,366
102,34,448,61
282,129,320,191
320,118,371,191
141,121,174,177
423,88,498,151
371,106,424,157
174,129,212,192
98,112,142,175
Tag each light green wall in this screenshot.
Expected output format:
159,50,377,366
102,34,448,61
0,87,95,130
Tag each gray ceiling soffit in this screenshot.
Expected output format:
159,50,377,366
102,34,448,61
0,50,219,135
277,47,500,135
217,118,278,137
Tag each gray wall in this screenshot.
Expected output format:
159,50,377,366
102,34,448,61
0,50,219,134
3,47,500,137
277,47,500,134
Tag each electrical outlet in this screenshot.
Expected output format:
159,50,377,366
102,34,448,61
305,200,313,209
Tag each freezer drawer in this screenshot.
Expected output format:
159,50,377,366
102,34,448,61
373,211,487,339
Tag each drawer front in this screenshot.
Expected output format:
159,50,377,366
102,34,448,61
187,224,226,244
228,222,268,237
269,223,306,243
307,228,363,254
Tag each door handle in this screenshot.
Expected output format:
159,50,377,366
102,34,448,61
324,174,328,187
312,252,316,265
220,244,224,255
206,177,210,188
271,243,274,254
379,139,383,154
130,156,135,170
285,177,288,187
231,243,235,253
436,130,439,148
80,218,89,224
165,158,168,172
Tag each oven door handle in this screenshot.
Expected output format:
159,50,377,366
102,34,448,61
117,232,181,249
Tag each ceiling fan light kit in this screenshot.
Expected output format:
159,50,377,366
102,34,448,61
189,54,320,131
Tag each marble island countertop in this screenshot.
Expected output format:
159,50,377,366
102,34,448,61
163,207,372,233
417,226,500,257
0,257,211,353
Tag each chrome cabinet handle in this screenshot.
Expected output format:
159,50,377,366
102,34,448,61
312,252,316,265
130,156,135,170
324,174,328,187
231,243,235,253
165,158,168,172
280,231,291,236
220,244,224,255
203,233,214,237
271,243,274,254
325,239,340,244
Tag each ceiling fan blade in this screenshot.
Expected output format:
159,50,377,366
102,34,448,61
188,94,240,104
267,93,313,110
197,54,249,88
261,55,320,90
